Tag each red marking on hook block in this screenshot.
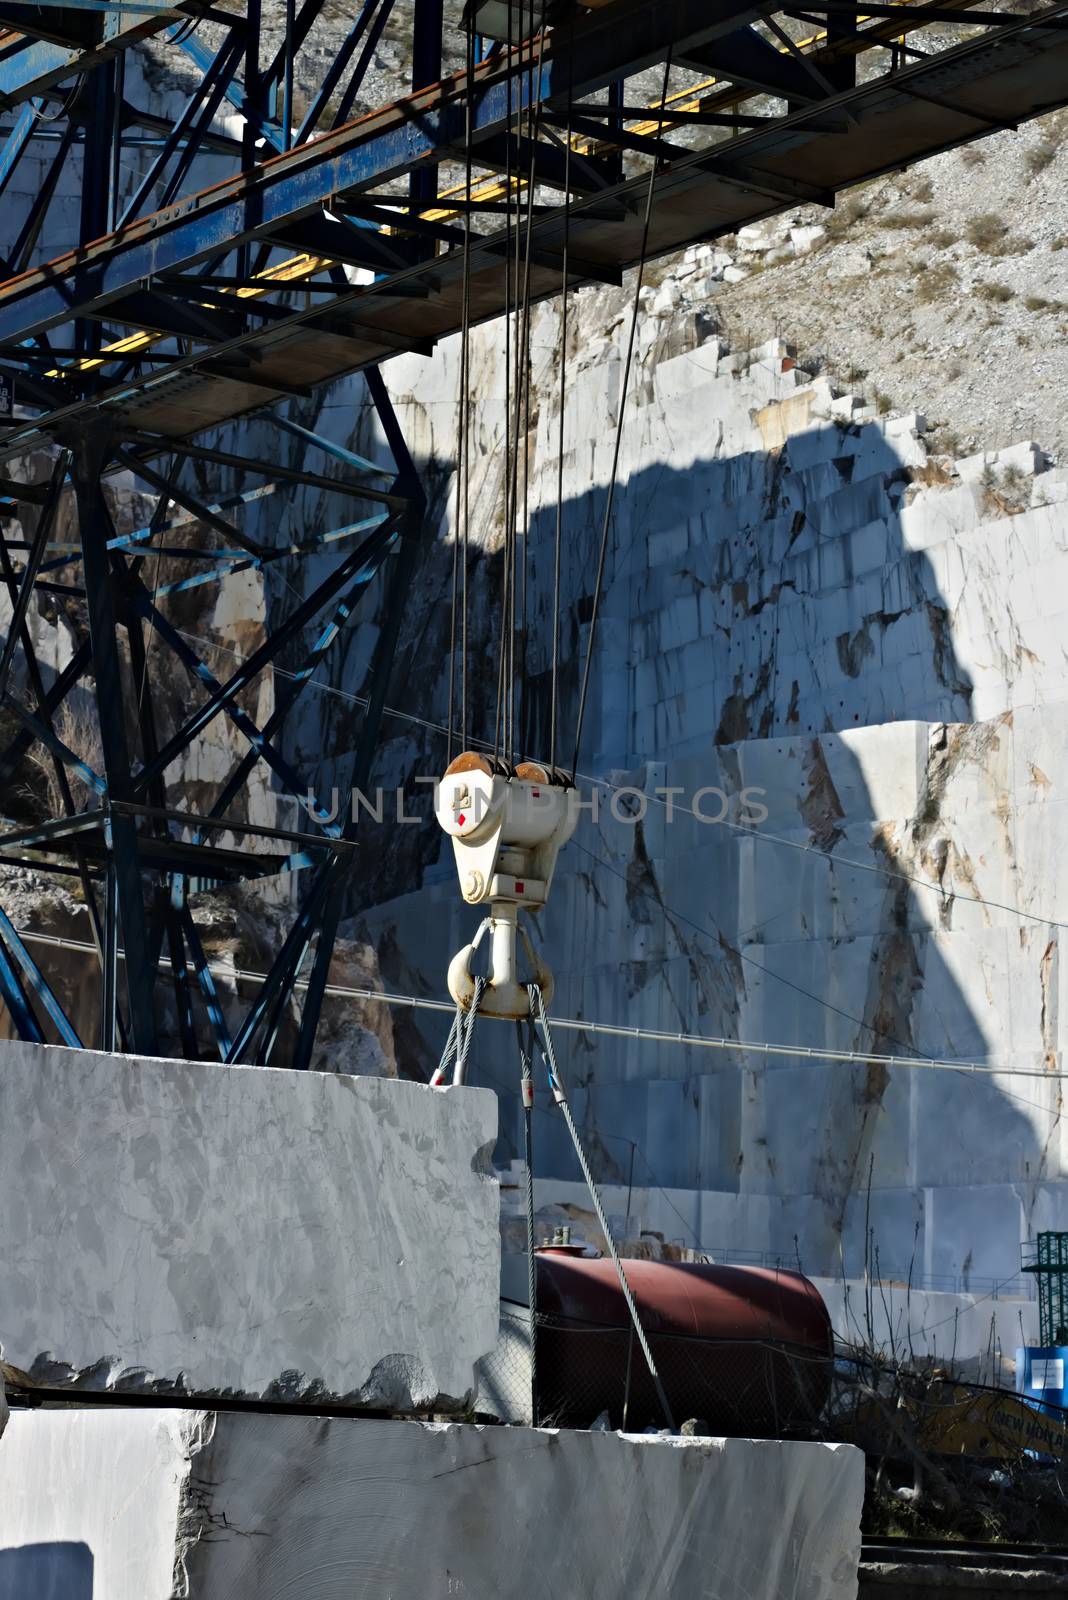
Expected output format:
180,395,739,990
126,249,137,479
457,812,466,826
515,881,525,893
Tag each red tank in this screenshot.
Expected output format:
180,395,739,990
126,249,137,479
533,1256,834,1435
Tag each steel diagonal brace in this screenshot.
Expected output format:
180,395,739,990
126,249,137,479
203,529,395,825
118,100,243,156
291,516,424,1064
0,901,83,1045
0,638,91,785
2,693,107,795
178,899,234,1059
150,512,388,598
244,390,422,1070
270,413,392,480
126,585,348,830
224,861,334,1062
0,526,117,1036
246,515,422,1075
0,913,45,1042
164,890,198,1060
0,447,70,700
115,448,268,557
173,20,286,154
119,30,246,226
131,513,399,794
120,435,406,510
0,102,35,202
261,0,328,91
27,480,282,573
295,0,392,145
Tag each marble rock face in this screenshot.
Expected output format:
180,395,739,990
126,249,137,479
0,1408,864,1600
0,1040,498,1409
350,303,1068,1290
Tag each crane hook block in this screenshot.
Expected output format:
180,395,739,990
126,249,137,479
435,752,578,1017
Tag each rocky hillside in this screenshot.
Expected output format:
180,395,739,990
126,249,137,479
690,105,1068,461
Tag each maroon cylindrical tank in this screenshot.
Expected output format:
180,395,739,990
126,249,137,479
534,1256,834,1435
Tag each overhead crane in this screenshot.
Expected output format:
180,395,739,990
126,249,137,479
0,1,229,109
0,0,1064,1067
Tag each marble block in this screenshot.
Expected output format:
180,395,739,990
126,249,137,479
0,1408,864,1600
0,1040,498,1410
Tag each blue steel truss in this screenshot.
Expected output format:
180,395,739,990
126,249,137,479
0,0,1065,1062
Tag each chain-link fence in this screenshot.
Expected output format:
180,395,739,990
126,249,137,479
478,1301,832,1434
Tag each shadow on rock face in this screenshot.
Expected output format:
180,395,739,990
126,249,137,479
0,1542,94,1600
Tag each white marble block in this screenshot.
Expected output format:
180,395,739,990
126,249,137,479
0,1408,864,1600
0,1040,499,1410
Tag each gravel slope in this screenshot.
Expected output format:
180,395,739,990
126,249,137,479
708,107,1068,461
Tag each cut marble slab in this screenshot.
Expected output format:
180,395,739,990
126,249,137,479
0,1040,498,1410
0,1408,864,1600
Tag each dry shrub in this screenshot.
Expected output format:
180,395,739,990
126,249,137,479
20,702,103,821
966,212,1008,251
915,262,959,303
879,208,936,231
974,280,1014,303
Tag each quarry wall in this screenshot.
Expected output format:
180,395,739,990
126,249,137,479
2,45,1067,1289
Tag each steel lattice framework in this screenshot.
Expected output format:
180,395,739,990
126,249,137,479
0,0,1065,1063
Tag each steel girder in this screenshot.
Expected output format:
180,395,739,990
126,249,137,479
0,0,1064,445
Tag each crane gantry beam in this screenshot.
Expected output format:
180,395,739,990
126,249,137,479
0,0,1066,449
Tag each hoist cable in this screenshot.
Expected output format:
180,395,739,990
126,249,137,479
495,2,543,764
493,0,517,761
505,7,523,763
505,8,528,762
512,6,546,765
570,48,675,782
518,5,538,765
461,25,475,753
453,975,485,1085
447,479,458,763
549,54,574,773
449,23,477,761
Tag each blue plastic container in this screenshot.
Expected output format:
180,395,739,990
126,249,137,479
1016,1345,1068,1412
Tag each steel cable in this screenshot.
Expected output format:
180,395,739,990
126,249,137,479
518,1004,540,1425
449,24,477,761
570,47,675,781
549,51,573,772
530,981,675,1430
